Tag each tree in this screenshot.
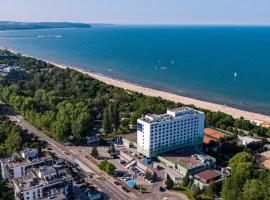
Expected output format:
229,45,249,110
110,103,120,131
48,152,58,160
0,179,13,200
144,171,155,181
51,121,69,142
5,131,22,155
106,162,116,175
108,143,116,155
90,146,99,158
102,106,112,134
98,160,116,175
72,111,92,140
242,179,265,200
205,181,216,198
182,175,190,187
165,177,174,190
120,118,129,129
21,97,36,113
229,152,255,173
99,160,108,171
266,129,270,137
193,185,201,200
221,152,256,200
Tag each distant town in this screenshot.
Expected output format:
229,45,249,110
1,49,270,200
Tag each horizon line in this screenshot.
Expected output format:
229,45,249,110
1,20,270,27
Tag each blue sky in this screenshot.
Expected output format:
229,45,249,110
1,0,270,25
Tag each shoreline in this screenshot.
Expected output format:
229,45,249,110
50,62,270,125
2,47,270,125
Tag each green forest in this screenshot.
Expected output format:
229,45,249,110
0,49,269,144
221,152,270,200
0,115,24,157
1,50,270,200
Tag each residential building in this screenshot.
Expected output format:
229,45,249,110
137,107,205,157
0,66,32,82
0,64,7,71
0,148,53,180
13,165,73,200
192,169,223,190
238,136,261,146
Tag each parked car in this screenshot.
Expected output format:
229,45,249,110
114,181,121,186
159,187,166,192
121,186,130,193
119,160,126,164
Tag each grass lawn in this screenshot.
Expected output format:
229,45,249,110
172,186,213,200
172,186,195,200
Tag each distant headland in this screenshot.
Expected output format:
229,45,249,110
0,21,92,31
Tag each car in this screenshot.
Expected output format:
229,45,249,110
114,181,121,185
121,186,130,193
159,186,166,192
119,160,126,164
117,173,124,177
88,174,93,179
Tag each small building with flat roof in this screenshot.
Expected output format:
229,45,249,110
123,133,137,148
158,149,216,178
0,65,33,83
238,136,261,146
192,169,223,190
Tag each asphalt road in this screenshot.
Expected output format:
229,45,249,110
1,104,188,200
6,112,139,200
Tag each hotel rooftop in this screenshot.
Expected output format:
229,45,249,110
140,107,202,124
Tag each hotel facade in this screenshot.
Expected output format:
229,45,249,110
137,107,205,157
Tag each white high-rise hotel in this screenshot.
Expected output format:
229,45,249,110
137,107,205,158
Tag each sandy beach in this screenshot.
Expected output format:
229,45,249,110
2,48,270,125
48,61,270,125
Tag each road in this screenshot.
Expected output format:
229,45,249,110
6,112,139,200
2,104,188,200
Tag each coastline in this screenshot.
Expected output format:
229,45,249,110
2,48,270,124
51,62,270,125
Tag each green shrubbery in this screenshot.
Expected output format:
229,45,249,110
221,152,270,200
98,160,116,175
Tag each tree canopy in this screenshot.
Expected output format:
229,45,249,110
221,152,270,200
1,50,269,144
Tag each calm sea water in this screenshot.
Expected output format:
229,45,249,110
0,26,270,114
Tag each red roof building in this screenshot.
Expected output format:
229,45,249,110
194,169,222,184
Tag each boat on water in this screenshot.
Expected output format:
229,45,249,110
234,72,238,78
37,35,63,39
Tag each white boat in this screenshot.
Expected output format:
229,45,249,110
234,72,238,78
37,35,62,39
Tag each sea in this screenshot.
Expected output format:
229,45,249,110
0,25,270,115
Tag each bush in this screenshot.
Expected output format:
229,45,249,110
98,160,116,175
